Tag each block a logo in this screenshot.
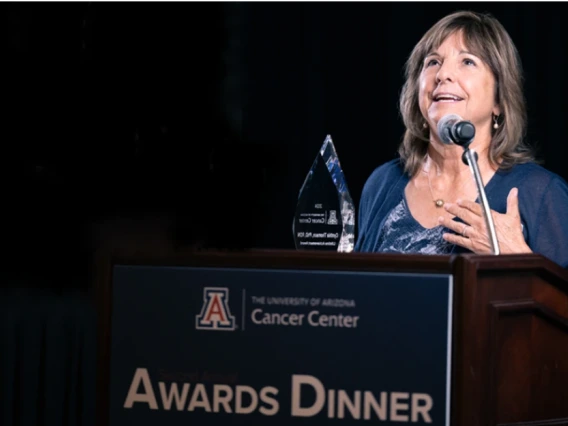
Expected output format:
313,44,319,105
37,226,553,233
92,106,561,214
327,210,338,225
195,287,236,331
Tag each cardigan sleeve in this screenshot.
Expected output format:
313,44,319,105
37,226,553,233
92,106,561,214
530,175,568,268
354,159,405,252
354,167,381,251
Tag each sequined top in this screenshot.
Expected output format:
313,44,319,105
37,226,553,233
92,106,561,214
375,196,454,254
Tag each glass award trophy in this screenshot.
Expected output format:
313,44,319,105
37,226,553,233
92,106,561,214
293,135,355,252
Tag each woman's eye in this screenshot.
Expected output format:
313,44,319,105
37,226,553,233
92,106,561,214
426,58,439,67
463,58,476,66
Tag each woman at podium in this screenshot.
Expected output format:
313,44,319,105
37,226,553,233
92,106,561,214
355,10,568,268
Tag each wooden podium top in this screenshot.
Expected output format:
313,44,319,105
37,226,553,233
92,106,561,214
101,248,568,285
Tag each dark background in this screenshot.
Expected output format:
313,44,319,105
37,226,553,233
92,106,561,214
3,2,567,288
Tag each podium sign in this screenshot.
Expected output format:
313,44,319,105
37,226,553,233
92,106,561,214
107,265,453,426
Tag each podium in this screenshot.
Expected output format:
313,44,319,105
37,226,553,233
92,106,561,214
97,250,568,426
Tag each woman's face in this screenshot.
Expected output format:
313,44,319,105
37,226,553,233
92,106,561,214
418,31,500,139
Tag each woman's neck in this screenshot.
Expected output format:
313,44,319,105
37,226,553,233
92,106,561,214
426,138,495,180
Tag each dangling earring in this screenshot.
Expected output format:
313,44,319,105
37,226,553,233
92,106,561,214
493,115,499,129
423,122,428,129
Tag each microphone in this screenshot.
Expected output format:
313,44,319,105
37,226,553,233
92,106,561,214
435,114,501,255
437,114,475,147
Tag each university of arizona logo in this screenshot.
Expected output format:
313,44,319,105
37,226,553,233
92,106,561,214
327,210,338,225
195,287,236,331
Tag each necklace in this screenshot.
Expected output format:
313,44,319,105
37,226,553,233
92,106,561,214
422,156,473,209
425,167,445,208
423,156,445,208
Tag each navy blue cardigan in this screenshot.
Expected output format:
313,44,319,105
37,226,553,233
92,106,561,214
355,159,568,268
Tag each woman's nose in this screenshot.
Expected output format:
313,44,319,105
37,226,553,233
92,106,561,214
436,61,456,83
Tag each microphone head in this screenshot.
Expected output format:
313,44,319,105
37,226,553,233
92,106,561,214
437,114,463,145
